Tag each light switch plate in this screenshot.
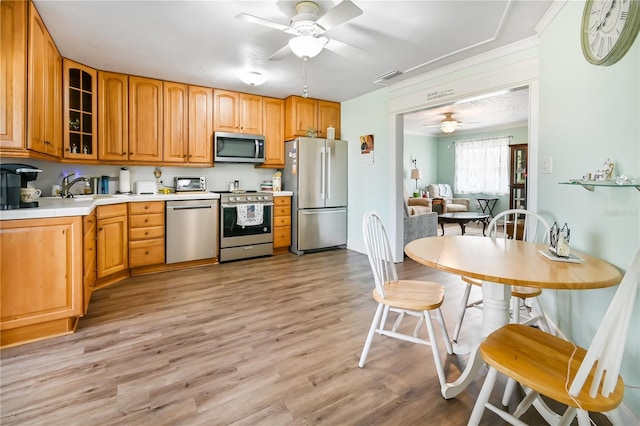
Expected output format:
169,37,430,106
541,157,553,174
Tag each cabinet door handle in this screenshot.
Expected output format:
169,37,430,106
122,152,126,156
98,227,103,231
144,231,149,236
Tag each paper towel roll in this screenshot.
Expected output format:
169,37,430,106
119,167,131,193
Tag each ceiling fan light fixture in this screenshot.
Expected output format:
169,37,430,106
238,71,266,86
289,35,328,59
440,119,458,134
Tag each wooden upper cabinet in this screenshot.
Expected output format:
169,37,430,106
239,93,262,134
284,96,317,140
214,89,262,134
0,0,27,152
128,76,163,162
162,82,188,163
98,71,128,161
63,59,97,160
259,97,285,168
318,100,340,139
187,85,213,164
28,2,61,157
284,96,340,141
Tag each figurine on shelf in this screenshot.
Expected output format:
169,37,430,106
82,145,88,154
71,143,77,154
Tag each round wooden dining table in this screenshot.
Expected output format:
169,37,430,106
405,235,623,399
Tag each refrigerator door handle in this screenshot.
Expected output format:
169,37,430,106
326,146,331,200
320,146,326,199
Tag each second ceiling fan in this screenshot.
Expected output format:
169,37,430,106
236,0,363,60
423,112,480,134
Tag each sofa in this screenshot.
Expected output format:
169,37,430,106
403,188,437,246
426,183,470,213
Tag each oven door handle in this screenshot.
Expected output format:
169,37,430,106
221,203,274,208
167,204,214,210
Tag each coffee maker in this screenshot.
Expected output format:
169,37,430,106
0,163,43,209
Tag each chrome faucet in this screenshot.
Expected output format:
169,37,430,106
61,173,89,198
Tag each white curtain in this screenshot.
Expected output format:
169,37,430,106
454,137,509,194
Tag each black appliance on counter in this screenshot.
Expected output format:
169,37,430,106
0,163,43,209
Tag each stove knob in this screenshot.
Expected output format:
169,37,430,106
247,196,254,201
229,197,236,202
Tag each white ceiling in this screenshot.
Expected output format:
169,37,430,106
34,0,551,135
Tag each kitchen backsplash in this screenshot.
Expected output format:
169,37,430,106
24,159,277,196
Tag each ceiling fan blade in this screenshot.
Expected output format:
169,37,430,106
315,0,363,31
267,44,292,61
324,38,363,57
236,13,293,33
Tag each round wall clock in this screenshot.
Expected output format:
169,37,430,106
581,0,640,66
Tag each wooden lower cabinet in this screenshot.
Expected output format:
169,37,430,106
83,211,97,314
0,216,83,348
273,196,291,253
128,201,165,267
96,204,128,283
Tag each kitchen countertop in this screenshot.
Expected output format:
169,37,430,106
0,191,293,221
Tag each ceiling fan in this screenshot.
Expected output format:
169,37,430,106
236,0,363,60
423,112,480,134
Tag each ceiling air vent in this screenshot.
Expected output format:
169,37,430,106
373,69,403,85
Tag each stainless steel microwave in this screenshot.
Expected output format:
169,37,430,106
214,132,266,164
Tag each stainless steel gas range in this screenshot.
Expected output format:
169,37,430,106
218,191,274,262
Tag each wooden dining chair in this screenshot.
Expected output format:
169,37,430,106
359,211,453,388
452,209,552,343
468,249,639,425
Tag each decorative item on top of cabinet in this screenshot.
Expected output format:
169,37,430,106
63,59,97,160
213,89,263,135
128,202,165,268
98,71,128,161
27,1,62,158
0,0,27,154
96,204,129,287
83,211,97,314
0,216,83,348
284,96,340,141
273,196,292,253
162,82,188,163
128,76,163,162
257,96,285,168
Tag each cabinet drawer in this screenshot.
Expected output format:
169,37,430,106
273,227,291,248
129,239,165,267
129,202,164,215
274,197,291,207
274,206,291,217
97,203,127,219
129,225,164,241
274,216,291,227
129,213,164,229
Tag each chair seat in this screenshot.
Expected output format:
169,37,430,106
373,280,444,311
445,203,468,213
480,324,625,413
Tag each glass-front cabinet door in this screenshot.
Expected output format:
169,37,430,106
509,143,527,209
63,59,97,160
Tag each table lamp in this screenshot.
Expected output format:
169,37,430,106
410,159,422,196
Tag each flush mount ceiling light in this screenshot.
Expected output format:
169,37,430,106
238,71,266,86
288,35,328,59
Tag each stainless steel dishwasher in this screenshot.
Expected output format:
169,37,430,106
166,199,218,264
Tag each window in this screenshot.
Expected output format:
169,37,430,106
454,137,509,195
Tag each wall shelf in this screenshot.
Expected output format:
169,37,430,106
559,181,640,192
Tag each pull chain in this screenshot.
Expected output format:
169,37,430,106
302,59,309,98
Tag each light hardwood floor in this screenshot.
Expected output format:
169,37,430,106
1,229,612,425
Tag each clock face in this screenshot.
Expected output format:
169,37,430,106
581,0,640,66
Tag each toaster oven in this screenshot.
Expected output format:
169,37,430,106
175,177,206,192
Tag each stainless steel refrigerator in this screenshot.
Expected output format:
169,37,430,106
284,137,348,255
